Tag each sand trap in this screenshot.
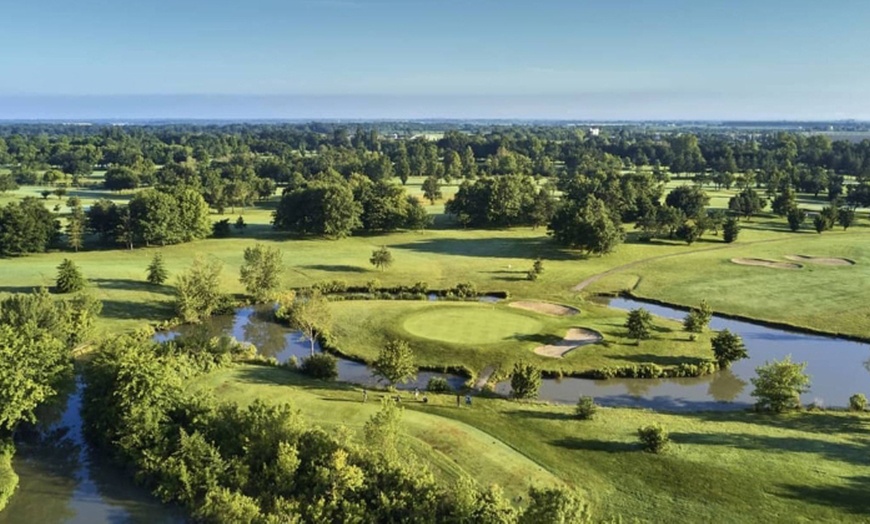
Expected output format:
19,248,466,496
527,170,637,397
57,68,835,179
533,328,603,358
784,255,855,267
730,258,802,270
509,301,579,316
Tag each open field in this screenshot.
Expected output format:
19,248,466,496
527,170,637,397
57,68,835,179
196,364,870,522
329,300,713,377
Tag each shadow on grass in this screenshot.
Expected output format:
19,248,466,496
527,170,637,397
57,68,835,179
393,236,578,260
232,364,358,392
92,278,175,296
550,437,636,453
779,475,870,515
0,285,45,294
506,409,575,421
679,410,870,436
670,431,870,466
513,333,561,344
100,299,174,321
301,264,369,273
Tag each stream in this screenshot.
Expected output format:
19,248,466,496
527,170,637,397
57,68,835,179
3,297,868,522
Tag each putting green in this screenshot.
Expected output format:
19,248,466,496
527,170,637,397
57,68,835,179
401,305,544,344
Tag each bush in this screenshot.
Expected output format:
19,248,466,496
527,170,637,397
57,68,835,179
637,424,669,453
451,282,478,298
750,356,811,412
312,280,348,294
849,393,867,412
300,353,338,380
426,376,452,393
575,396,597,420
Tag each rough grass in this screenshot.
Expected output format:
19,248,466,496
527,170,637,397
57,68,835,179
329,300,713,377
197,364,870,523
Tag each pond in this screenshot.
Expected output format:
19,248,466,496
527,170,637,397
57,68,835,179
494,297,870,410
0,380,184,524
154,306,467,392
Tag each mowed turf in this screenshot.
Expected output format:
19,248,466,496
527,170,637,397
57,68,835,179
402,306,544,344
329,301,714,377
198,364,870,523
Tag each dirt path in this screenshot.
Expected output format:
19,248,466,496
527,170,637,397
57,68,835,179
474,365,496,390
532,328,603,358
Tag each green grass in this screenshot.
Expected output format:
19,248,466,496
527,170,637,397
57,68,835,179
196,364,870,522
402,306,545,344
329,300,713,377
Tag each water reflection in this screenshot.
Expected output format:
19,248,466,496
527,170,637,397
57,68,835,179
0,380,184,524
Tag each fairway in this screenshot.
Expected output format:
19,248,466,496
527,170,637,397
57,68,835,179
401,305,544,344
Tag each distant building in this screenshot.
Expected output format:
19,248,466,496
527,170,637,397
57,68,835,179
589,127,600,137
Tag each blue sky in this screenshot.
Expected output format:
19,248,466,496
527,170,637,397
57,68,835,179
1,0,868,119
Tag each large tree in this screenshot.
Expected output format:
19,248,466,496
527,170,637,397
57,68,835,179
372,339,417,388
275,289,332,356
273,182,362,238
239,244,284,301
548,196,625,255
711,329,748,368
665,185,709,218
174,257,225,323
728,188,766,220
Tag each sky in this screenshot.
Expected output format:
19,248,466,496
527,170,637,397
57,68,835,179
1,0,868,120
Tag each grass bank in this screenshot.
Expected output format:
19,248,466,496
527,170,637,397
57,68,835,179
196,364,870,522
0,440,18,512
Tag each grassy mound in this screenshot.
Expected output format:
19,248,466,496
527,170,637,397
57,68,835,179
197,364,870,522
402,306,544,344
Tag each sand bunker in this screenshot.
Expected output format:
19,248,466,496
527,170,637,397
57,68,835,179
730,258,802,270
784,255,855,267
509,301,579,316
533,328,603,358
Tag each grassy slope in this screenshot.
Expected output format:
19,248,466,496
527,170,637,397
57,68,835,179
329,300,713,377
199,365,870,523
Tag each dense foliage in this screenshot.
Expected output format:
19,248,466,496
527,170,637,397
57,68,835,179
750,356,812,412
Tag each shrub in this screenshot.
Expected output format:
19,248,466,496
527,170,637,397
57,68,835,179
526,270,538,281
365,279,381,294
849,393,867,412
750,356,811,412
510,361,542,399
313,280,348,294
575,396,597,420
452,282,478,298
56,259,85,293
411,281,428,294
637,424,669,453
426,376,452,393
300,353,338,380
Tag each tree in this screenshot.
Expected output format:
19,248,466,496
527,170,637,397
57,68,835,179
146,252,169,285
548,196,625,255
56,258,85,293
838,207,856,230
421,176,442,205
461,146,477,179
728,188,766,220
66,197,85,252
519,486,590,524
813,214,827,234
175,257,225,323
750,356,811,412
771,187,797,216
575,396,597,420
723,217,740,243
675,222,702,245
369,246,393,272
273,182,362,239
276,289,332,356
372,339,417,388
711,329,747,368
103,166,140,191
510,361,541,399
665,185,709,218
786,207,806,232
683,299,712,334
0,198,60,255
625,308,653,342
239,244,284,301
637,424,669,453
